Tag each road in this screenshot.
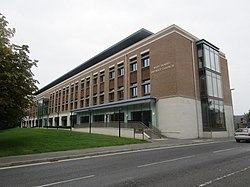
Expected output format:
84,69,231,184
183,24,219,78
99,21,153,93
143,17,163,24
1,140,250,187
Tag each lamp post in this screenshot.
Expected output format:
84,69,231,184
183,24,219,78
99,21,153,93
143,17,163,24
89,110,92,134
230,88,235,130
70,111,72,131
118,108,121,138
57,111,59,130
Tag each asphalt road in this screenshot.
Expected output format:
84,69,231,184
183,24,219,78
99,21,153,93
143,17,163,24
1,140,250,187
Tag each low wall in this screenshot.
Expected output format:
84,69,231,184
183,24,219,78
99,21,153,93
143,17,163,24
73,127,147,140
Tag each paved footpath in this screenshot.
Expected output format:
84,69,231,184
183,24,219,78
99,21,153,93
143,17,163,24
0,138,234,168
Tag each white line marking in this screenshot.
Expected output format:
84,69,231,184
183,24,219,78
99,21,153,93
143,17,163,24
137,155,195,168
213,148,236,153
199,166,250,186
0,162,51,170
35,175,95,187
0,141,227,170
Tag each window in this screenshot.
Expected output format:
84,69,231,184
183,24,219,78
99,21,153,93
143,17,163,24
86,77,90,87
118,88,124,100
100,71,105,82
118,68,124,76
141,52,150,68
143,82,150,95
198,45,204,69
75,83,78,100
93,115,104,122
205,71,223,99
118,63,124,76
85,98,89,107
197,41,225,132
81,80,84,99
93,96,97,105
131,85,138,97
99,94,104,104
131,63,137,71
130,57,137,72
80,100,84,108
70,85,74,101
204,99,226,131
210,48,216,71
62,88,65,103
93,74,98,85
80,116,89,123
109,91,114,102
203,45,221,73
214,53,220,72
204,46,211,69
109,66,115,79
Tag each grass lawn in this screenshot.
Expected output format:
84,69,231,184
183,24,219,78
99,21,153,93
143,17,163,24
0,128,147,157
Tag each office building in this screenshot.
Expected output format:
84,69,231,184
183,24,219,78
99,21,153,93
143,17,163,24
24,25,234,139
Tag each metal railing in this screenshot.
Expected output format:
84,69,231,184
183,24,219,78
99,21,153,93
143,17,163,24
74,121,165,139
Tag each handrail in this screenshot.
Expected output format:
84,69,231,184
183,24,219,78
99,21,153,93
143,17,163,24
127,121,165,139
75,121,165,139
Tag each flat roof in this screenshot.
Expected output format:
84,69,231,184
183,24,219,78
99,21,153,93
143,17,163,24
35,28,153,95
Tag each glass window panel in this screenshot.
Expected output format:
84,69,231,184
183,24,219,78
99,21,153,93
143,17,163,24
198,57,203,69
118,68,124,76
208,99,214,110
131,63,137,71
214,99,219,106
142,58,150,67
206,70,212,76
204,46,211,69
200,76,206,96
219,100,224,106
144,84,150,95
210,49,216,71
206,74,213,96
217,76,223,98
198,48,203,58
201,100,209,129
214,52,220,73
212,76,218,97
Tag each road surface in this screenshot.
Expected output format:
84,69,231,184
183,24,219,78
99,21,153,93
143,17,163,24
1,140,250,186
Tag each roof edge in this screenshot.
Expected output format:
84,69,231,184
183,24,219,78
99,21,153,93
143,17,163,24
35,28,153,95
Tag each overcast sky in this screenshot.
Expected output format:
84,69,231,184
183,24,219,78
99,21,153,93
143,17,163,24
2,0,250,115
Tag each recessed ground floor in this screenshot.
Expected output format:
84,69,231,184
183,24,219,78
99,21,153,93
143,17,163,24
22,96,234,139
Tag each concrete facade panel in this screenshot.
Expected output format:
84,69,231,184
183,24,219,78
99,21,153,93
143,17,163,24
157,97,200,139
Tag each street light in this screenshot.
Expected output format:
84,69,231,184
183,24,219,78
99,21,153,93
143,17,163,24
70,111,73,131
118,108,121,138
230,88,235,129
57,111,59,130
89,110,92,134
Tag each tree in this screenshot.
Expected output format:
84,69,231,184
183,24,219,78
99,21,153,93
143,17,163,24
0,14,38,129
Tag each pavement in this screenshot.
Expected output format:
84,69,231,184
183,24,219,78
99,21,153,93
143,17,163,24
0,137,234,168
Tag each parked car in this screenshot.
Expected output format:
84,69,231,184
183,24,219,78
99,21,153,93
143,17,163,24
234,128,250,142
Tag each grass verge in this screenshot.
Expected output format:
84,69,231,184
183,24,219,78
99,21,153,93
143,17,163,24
0,128,147,157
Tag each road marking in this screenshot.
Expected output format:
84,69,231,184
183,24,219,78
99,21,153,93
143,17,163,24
0,162,51,170
199,166,250,187
137,155,195,168
35,175,95,187
213,148,236,153
0,141,229,170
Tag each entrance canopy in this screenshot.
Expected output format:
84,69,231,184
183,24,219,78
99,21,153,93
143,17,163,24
73,96,157,128
73,96,156,113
